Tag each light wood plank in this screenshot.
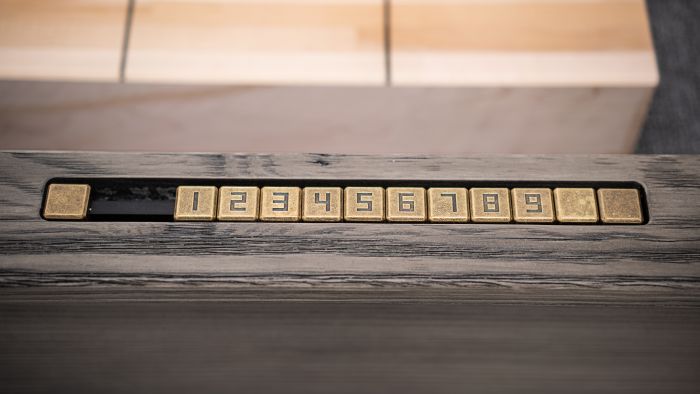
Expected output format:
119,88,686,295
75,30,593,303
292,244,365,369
392,0,658,86
127,0,384,84
0,82,651,154
0,0,128,81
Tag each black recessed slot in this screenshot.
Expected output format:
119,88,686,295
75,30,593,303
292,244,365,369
87,181,178,222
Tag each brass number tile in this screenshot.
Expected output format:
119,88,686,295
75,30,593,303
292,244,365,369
43,184,91,220
470,188,511,223
174,186,218,221
597,188,643,224
386,187,426,222
344,187,385,222
218,186,259,221
302,187,343,222
427,188,469,223
511,188,555,223
553,188,598,223
260,187,301,222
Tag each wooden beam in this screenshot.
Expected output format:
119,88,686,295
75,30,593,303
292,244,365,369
392,0,658,86
0,0,128,81
126,0,385,84
1,152,698,283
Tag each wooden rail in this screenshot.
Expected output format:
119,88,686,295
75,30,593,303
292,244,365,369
2,152,699,393
1,152,698,289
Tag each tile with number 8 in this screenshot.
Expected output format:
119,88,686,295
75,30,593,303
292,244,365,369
470,188,511,223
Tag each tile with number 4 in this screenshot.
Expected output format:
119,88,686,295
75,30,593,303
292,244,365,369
302,187,342,222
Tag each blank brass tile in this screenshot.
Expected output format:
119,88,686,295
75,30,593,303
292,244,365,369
174,186,218,221
469,188,511,223
43,184,91,220
427,188,469,223
260,187,301,222
344,187,384,222
511,188,555,223
386,187,426,222
218,186,259,221
553,188,598,223
302,187,342,222
597,188,643,224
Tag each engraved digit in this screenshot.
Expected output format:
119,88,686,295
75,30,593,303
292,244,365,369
272,192,289,211
483,193,499,212
230,191,247,211
315,192,331,212
192,191,199,211
525,193,543,213
399,192,415,212
357,192,373,212
441,192,457,212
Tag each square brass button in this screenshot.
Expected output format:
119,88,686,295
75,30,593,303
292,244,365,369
553,188,598,223
386,187,426,222
511,188,555,223
302,187,342,222
344,187,384,222
218,186,259,221
427,188,469,223
470,188,511,223
43,184,91,220
260,187,301,222
174,186,218,221
597,188,643,224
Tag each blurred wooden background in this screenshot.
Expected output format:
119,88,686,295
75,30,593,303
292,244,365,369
0,0,658,154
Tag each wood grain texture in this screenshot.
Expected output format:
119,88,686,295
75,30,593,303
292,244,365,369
0,0,658,87
0,0,127,81
0,0,657,153
1,287,699,394
126,0,384,84
0,152,699,290
0,82,652,154
1,153,698,393
394,0,654,52
392,0,658,86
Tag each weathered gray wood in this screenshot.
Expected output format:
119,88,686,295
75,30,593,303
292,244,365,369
2,152,699,393
1,287,699,394
0,152,699,290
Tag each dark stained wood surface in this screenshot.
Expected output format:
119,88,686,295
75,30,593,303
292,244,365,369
1,152,699,393
1,152,699,288
0,287,699,394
